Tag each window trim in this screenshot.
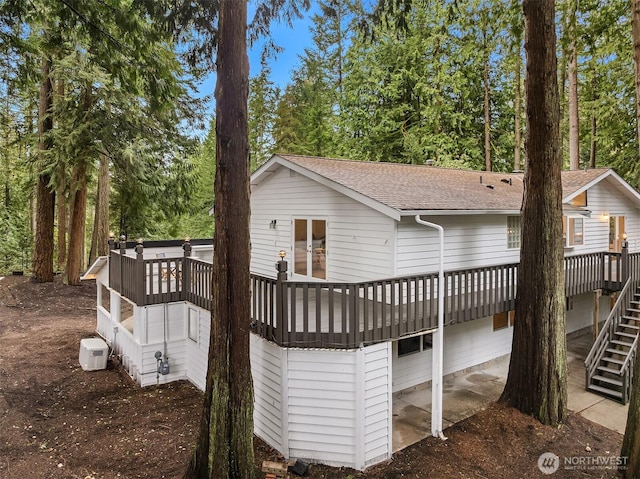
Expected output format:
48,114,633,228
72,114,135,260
562,215,584,248
507,216,521,249
397,333,434,357
188,308,198,343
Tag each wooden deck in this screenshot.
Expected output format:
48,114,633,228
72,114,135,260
108,245,632,349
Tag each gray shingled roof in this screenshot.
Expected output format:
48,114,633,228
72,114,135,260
275,155,610,212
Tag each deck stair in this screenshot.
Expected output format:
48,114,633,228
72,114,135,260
585,279,639,404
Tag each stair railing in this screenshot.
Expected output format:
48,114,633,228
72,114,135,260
619,334,638,404
584,277,633,386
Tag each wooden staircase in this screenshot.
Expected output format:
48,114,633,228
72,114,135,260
585,280,639,404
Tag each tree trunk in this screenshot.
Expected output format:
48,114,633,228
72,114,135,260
622,4,640,474
499,0,568,426
185,2,254,478
589,113,597,168
66,161,87,285
633,0,640,159
33,58,55,283
56,169,67,270
89,152,110,265
568,40,580,170
514,50,522,171
55,79,66,270
621,351,640,477
483,32,491,172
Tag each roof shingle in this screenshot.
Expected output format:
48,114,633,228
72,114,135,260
275,155,610,212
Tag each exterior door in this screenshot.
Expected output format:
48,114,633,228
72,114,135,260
609,216,626,252
293,218,327,279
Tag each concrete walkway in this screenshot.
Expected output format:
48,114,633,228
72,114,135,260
392,330,629,451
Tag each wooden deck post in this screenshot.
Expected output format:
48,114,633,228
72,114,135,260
117,235,126,294
622,238,629,285
182,239,192,301
275,252,288,346
135,241,145,306
593,289,601,340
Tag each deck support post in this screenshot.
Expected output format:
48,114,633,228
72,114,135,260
622,238,629,284
276,251,288,346
182,239,192,301
135,241,145,306
415,215,445,439
593,289,601,340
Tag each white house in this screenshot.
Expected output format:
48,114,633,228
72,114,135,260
85,155,640,470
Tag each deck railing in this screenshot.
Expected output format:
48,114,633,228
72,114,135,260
584,250,640,403
108,242,631,349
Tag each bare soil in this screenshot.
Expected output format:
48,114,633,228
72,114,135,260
0,275,624,479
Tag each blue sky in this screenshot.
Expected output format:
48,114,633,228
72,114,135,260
195,6,318,124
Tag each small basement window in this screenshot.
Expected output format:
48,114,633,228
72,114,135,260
398,333,434,356
398,336,421,356
493,311,512,331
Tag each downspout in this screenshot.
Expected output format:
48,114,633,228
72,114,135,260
415,215,447,440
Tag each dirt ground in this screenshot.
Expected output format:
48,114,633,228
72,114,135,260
0,275,626,479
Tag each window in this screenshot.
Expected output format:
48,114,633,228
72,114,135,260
293,218,327,279
563,216,584,247
571,191,587,207
507,216,521,249
398,336,421,356
494,310,515,331
188,308,198,343
398,334,433,356
493,311,509,331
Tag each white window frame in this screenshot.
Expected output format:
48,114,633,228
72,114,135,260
507,216,521,249
292,217,328,280
563,215,584,247
188,308,198,343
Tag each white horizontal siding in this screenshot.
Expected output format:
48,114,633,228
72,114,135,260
392,343,432,392
443,316,513,376
251,334,285,453
287,349,359,467
251,167,395,282
363,342,392,467
393,317,513,392
141,303,186,345
186,305,210,391
566,292,611,334
139,339,188,387
575,178,640,254
396,215,521,275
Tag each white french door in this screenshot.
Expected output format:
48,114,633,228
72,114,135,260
293,218,327,280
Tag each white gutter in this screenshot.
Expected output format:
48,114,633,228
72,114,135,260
415,215,447,440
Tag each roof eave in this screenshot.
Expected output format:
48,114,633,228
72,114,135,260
253,155,402,221
402,209,522,217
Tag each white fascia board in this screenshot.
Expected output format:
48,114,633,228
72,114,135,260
81,256,108,280
562,169,612,203
400,209,521,217
256,155,402,221
564,169,640,206
250,154,283,186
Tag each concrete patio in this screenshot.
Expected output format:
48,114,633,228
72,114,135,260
392,329,630,451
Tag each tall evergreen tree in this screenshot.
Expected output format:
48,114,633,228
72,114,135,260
500,0,568,426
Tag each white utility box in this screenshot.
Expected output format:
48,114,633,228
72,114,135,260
79,338,108,371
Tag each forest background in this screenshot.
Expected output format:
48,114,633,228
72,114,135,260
0,0,635,278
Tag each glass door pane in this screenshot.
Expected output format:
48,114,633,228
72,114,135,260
311,220,326,279
294,219,307,275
